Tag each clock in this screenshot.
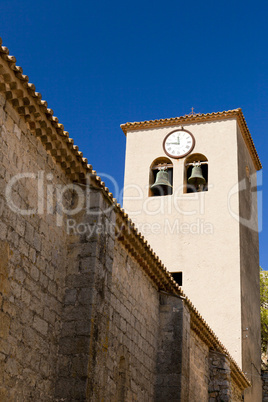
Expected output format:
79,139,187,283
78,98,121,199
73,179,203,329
163,129,195,159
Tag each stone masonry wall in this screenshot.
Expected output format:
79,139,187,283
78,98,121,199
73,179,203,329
155,292,191,401
262,370,268,401
188,333,244,402
0,94,71,400
189,330,210,401
209,350,231,400
209,350,243,402
105,238,159,400
56,189,160,401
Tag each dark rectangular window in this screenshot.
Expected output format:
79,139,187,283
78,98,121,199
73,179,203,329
171,272,182,286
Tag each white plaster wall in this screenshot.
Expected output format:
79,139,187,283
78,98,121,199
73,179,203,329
123,118,242,366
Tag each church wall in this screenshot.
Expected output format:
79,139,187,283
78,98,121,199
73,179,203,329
107,239,159,401
189,330,210,401
55,189,160,401
155,292,191,401
237,123,262,400
0,94,70,400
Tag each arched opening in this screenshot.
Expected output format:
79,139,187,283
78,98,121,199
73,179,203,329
184,153,208,193
149,157,173,197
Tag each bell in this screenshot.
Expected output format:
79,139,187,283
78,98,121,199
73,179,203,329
188,165,206,185
151,170,173,194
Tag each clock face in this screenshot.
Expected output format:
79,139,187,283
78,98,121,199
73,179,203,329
163,129,195,159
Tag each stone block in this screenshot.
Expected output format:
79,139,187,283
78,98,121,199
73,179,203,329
6,231,18,253
0,221,7,241
72,355,88,377
18,237,29,257
25,222,34,245
55,378,75,400
48,280,57,297
6,357,18,375
59,336,90,355
29,296,44,316
0,311,10,338
25,277,39,296
36,255,46,272
39,272,48,289
20,308,34,326
62,305,91,322
77,288,92,305
3,300,16,318
72,378,86,399
10,280,21,298
16,216,26,237
76,320,91,336
21,288,31,306
65,273,95,288
46,263,54,280
33,233,41,252
33,315,48,336
30,265,40,282
61,321,76,337
79,256,96,273
64,289,77,305
43,307,56,325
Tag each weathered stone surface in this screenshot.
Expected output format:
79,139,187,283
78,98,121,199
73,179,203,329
0,312,10,339
155,293,190,401
0,100,70,399
189,330,210,401
33,316,48,336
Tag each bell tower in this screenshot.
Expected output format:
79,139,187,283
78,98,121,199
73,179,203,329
121,109,262,400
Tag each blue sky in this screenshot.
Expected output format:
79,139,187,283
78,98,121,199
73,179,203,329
1,0,268,267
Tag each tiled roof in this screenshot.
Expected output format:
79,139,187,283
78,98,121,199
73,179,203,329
121,109,262,171
0,38,251,391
